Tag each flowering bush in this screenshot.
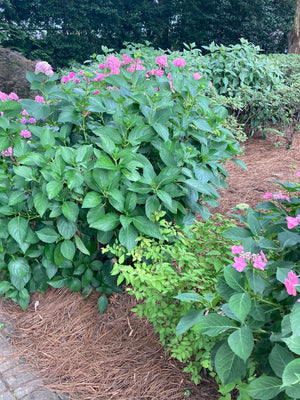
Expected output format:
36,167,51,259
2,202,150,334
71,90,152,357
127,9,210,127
0,49,243,310
176,175,300,399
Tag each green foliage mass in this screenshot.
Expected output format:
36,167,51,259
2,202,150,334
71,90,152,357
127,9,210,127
177,178,300,399
109,214,236,384
0,49,243,311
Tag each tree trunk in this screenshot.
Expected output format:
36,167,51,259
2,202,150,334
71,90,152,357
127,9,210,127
288,0,300,53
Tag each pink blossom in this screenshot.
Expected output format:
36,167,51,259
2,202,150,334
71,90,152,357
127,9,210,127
61,76,70,83
8,92,19,101
253,256,266,271
69,72,77,79
209,82,213,87
285,278,297,296
173,58,186,67
273,193,290,202
105,55,121,70
20,129,31,138
288,270,299,285
121,54,134,65
21,109,29,116
287,216,300,229
35,61,54,77
99,64,105,69
73,78,81,84
127,64,146,73
260,251,267,263
193,72,202,80
263,192,273,199
1,147,13,156
0,91,8,102
156,55,168,67
231,245,244,254
155,69,164,77
297,171,300,177
35,95,45,103
93,90,100,95
233,257,247,272
109,68,120,75
28,118,36,124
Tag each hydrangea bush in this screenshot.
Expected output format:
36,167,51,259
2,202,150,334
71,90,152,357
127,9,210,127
176,175,300,400
0,50,244,310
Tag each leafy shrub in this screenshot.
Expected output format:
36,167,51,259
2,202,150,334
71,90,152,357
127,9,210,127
0,52,243,310
177,175,300,399
109,213,236,383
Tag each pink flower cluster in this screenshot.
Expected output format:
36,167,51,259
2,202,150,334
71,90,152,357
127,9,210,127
61,72,81,84
1,147,13,156
0,91,20,102
286,215,300,229
20,129,31,138
284,271,300,302
263,192,290,202
35,61,54,77
173,58,186,67
231,245,267,272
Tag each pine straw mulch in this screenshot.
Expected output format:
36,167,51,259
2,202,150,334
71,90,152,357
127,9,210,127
0,288,219,400
0,129,300,400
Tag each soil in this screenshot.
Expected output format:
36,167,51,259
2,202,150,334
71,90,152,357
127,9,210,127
0,130,299,400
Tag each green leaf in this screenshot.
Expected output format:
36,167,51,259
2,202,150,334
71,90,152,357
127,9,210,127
36,227,59,243
247,212,261,235
98,294,108,314
82,191,103,208
145,196,160,219
197,313,237,336
269,344,294,378
62,201,79,222
282,335,300,355
8,216,29,245
290,302,300,336
176,310,204,336
281,359,300,398
248,376,282,400
8,190,25,206
232,158,247,170
228,327,254,362
95,156,116,170
74,235,90,255
128,125,155,145
65,169,84,189
40,128,55,148
67,277,81,292
119,225,138,252
33,192,49,217
60,239,75,261
224,265,246,292
46,181,64,199
215,342,246,385
132,216,163,240
229,293,251,323
157,190,173,209
245,269,266,294
13,165,33,180
222,227,252,240
48,277,69,288
57,217,77,240
174,292,203,303
88,212,120,231
8,258,31,291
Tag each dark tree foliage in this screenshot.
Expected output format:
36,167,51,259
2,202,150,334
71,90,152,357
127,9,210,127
0,0,295,68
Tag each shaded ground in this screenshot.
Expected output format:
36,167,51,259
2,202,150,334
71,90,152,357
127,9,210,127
0,131,299,400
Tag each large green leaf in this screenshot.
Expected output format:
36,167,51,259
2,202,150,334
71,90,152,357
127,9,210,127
82,191,103,208
214,342,246,385
74,234,90,256
98,294,108,314
8,258,31,290
245,269,266,294
132,216,163,240
176,310,204,336
36,227,59,243
282,335,300,355
281,359,300,398
227,327,254,362
290,302,300,336
119,225,138,252
57,217,77,240
224,265,246,292
8,216,29,245
248,376,283,400
197,313,237,336
88,212,120,231
46,181,64,199
60,239,76,261
222,227,252,240
33,192,49,217
269,344,294,378
229,292,251,323
62,201,79,222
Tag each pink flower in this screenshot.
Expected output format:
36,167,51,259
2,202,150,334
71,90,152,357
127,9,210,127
99,64,105,69
105,55,121,70
285,278,297,296
21,109,29,116
231,245,244,254
35,61,53,77
253,256,266,271
288,270,299,285
93,90,100,95
28,118,36,124
173,58,186,67
8,92,19,101
193,72,202,80
20,129,31,138
61,76,70,83
156,55,168,67
2,147,13,156
155,69,164,77
209,82,213,87
260,251,267,263
121,54,134,65
0,91,8,102
287,216,300,229
263,192,273,199
273,193,290,202
297,171,300,177
109,68,120,75
35,95,45,103
233,257,247,272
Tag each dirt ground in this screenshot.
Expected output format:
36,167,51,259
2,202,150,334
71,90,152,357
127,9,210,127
0,130,299,400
